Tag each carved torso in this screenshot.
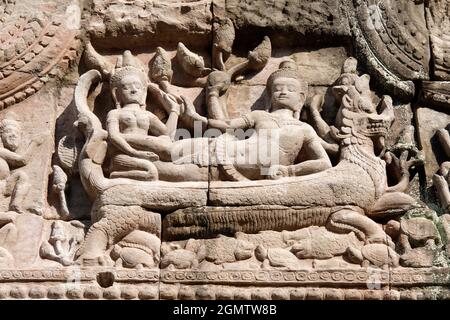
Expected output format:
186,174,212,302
117,108,151,135
240,110,315,166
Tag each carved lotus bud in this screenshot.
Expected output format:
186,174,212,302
247,36,272,71
176,42,211,78
83,42,113,78
213,17,235,54
149,47,173,83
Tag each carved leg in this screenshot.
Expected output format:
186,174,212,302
125,135,173,162
0,211,16,227
327,209,388,244
110,154,158,181
7,171,30,214
155,162,209,182
76,206,161,266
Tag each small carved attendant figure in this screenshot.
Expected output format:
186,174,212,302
0,114,41,214
307,57,360,157
208,60,332,180
433,127,450,212
106,51,182,181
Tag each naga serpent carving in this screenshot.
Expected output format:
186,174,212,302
73,70,208,264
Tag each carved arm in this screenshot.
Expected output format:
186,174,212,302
307,94,331,138
307,94,339,156
268,134,332,179
147,83,181,140
206,71,231,120
207,89,227,120
287,139,332,176
208,114,253,133
0,148,27,167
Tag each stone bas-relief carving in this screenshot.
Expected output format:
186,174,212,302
2,0,450,300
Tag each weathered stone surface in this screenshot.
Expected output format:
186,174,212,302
214,0,351,40
1,0,450,301
84,0,213,49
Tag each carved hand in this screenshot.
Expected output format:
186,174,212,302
180,95,207,123
381,94,393,106
380,95,394,113
207,70,231,96
163,93,183,115
268,165,289,180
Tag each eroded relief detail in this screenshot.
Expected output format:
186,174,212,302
1,0,450,300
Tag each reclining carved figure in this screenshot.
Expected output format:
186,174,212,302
72,50,417,265
165,71,419,242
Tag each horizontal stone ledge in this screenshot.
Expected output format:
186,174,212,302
0,268,159,282
160,268,450,286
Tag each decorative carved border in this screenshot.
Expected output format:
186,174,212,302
0,1,81,109
159,284,450,300
0,268,445,286
0,269,159,282
161,268,450,286
0,268,447,299
347,0,429,100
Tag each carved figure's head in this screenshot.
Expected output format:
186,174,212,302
0,116,21,151
110,51,148,108
267,60,308,118
341,57,358,74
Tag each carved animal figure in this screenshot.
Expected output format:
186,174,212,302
110,230,160,269
160,244,207,270
344,244,400,268
255,245,300,270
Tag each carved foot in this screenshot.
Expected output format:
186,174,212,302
9,203,25,214
0,211,17,227
76,254,110,267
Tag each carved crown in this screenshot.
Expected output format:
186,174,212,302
266,60,308,94
109,50,148,90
